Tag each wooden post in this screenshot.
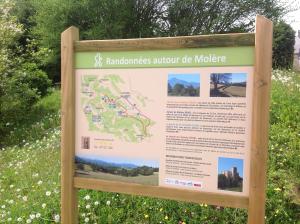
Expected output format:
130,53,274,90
61,26,79,224
248,15,273,224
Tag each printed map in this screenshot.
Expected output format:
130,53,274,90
81,74,154,142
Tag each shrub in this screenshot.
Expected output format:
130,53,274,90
273,21,295,69
16,62,51,97
0,64,51,144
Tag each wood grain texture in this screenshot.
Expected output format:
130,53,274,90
74,177,249,209
247,15,273,224
61,26,79,224
75,33,255,52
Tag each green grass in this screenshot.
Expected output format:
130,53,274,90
0,70,300,223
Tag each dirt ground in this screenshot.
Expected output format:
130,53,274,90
210,84,246,97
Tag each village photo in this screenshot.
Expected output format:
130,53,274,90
75,155,159,186
210,73,247,97
218,157,244,192
168,74,200,97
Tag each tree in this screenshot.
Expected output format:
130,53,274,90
29,0,167,82
273,21,295,69
210,73,231,90
165,0,287,36
0,0,51,145
26,0,288,82
172,83,184,95
168,83,172,94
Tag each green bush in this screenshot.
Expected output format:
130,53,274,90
273,21,295,69
0,64,51,145
15,62,51,97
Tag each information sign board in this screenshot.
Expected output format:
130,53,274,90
61,15,272,224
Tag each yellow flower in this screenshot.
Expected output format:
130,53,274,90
159,208,163,212
144,214,149,219
164,215,168,220
274,187,281,192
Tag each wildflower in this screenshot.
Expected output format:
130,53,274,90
86,204,91,209
165,215,168,220
9,184,14,188
106,200,111,206
26,219,32,223
84,217,89,223
159,208,163,212
36,213,41,218
8,200,14,204
94,201,99,206
144,214,149,218
17,217,23,222
22,196,28,201
7,217,12,222
37,180,43,185
42,203,46,209
84,195,90,200
54,214,60,223
274,187,281,192
45,191,51,196
29,214,35,220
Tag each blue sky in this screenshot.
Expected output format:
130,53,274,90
211,73,247,83
78,154,159,168
168,74,200,83
218,157,244,177
230,73,247,83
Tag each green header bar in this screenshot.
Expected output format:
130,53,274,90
75,46,254,69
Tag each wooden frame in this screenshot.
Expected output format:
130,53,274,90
61,15,272,224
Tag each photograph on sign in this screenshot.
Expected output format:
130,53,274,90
75,47,254,196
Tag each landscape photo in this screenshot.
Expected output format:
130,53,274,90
210,73,247,97
218,157,243,192
168,74,200,97
75,155,159,186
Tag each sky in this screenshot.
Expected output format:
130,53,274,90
218,157,244,177
168,74,200,83
283,0,300,32
229,73,247,83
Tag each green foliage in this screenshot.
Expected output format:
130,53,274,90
168,84,200,96
0,64,51,144
0,0,52,143
167,0,284,36
1,89,60,147
273,21,295,69
26,0,288,81
16,62,51,97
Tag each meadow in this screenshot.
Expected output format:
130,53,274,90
0,70,299,223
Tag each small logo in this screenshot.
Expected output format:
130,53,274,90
94,53,103,68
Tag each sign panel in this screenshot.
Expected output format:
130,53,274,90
75,47,254,196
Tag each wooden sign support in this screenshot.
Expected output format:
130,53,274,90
61,15,272,224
